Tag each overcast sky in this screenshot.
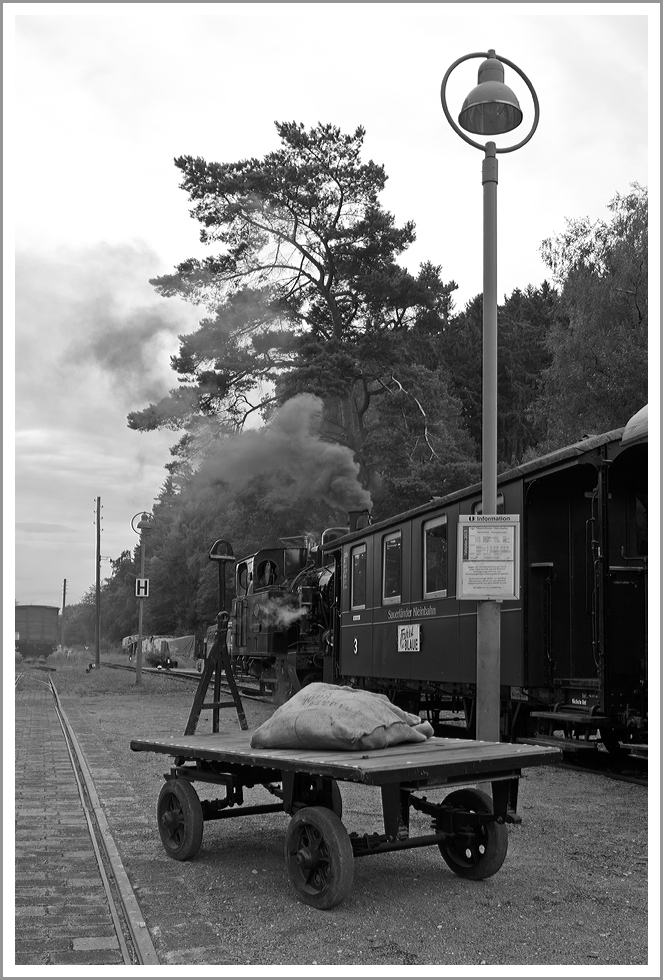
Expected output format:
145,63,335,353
6,3,658,614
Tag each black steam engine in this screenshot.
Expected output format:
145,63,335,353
220,405,647,758
227,530,345,704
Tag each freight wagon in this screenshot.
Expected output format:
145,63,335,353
15,605,60,660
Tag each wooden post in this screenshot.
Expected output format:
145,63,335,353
95,497,101,669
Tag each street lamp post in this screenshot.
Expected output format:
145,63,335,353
131,511,155,686
441,50,539,743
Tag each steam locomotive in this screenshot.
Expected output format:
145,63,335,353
226,405,648,756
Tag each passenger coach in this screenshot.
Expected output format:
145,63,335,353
323,405,648,754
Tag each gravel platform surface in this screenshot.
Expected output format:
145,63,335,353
17,665,653,974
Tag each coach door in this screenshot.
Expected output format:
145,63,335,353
603,446,647,721
339,538,374,678
524,467,598,690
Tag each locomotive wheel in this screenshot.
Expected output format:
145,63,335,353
437,788,508,880
598,729,630,766
284,806,354,909
157,779,204,861
300,671,323,687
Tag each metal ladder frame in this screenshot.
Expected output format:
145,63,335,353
184,611,248,735
184,538,248,735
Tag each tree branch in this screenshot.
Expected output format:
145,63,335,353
388,373,442,462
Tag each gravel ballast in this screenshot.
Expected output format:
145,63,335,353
20,663,651,971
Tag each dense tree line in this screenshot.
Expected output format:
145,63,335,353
531,183,648,448
89,124,645,647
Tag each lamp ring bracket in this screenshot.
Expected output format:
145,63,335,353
440,50,539,154
131,511,155,535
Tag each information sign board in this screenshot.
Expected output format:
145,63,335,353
456,515,520,600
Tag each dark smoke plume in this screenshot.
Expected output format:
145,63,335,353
199,394,372,513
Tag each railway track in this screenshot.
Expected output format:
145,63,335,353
45,676,160,965
516,734,648,785
100,659,272,702
36,659,648,791
558,756,648,787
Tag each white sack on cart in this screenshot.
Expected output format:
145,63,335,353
250,683,434,750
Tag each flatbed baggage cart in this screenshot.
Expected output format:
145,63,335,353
131,731,561,908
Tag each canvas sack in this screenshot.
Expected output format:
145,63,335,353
250,683,434,751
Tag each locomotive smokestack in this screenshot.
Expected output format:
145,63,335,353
348,510,371,533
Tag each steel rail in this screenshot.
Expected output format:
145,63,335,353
102,659,271,701
48,677,160,965
558,759,648,787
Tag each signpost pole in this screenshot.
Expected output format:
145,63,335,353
132,512,154,687
136,529,146,687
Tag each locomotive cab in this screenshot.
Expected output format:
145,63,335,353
229,538,340,703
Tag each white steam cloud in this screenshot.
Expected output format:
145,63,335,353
256,598,308,629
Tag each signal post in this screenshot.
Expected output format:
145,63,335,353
132,512,155,686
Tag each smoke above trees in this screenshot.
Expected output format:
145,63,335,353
196,393,372,513
73,126,646,644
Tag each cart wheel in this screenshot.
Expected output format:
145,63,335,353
437,788,508,880
284,806,354,909
157,779,204,861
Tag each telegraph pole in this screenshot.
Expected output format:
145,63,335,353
61,579,67,650
95,496,101,668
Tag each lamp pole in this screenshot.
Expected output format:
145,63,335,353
478,134,501,744
132,512,155,686
441,50,539,743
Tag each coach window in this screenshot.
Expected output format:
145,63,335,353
351,544,367,609
382,531,402,604
424,516,448,598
